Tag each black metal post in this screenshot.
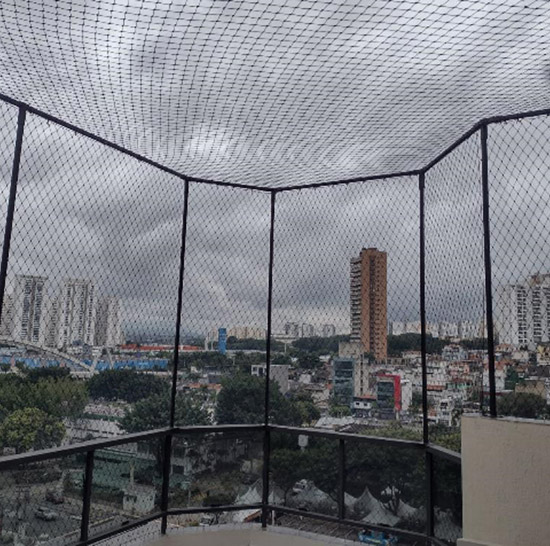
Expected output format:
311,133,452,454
480,124,497,417
338,438,346,520
262,190,277,528
169,179,190,428
0,107,26,322
160,433,173,533
425,451,435,539
80,450,95,542
419,172,429,444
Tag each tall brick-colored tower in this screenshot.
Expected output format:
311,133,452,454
350,248,387,360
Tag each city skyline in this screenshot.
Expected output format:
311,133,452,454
0,273,124,350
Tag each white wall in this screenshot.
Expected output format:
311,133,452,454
459,415,550,546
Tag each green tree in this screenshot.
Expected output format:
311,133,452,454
215,374,301,425
23,367,71,383
0,408,65,453
387,334,447,356
88,369,168,402
121,392,211,433
292,335,349,355
25,378,88,419
498,392,547,419
270,448,306,503
296,352,321,370
0,374,87,420
272,354,291,366
122,392,211,472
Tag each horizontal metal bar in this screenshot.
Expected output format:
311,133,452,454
76,512,163,546
426,443,462,465
267,505,430,543
483,106,550,126
0,427,173,470
279,169,421,192
0,92,272,194
269,425,424,450
174,423,265,435
421,122,482,173
167,504,263,516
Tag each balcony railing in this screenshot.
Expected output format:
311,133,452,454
0,424,460,546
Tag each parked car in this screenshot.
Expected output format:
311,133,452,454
35,507,58,522
45,489,64,504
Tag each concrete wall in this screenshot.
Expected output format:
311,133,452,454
459,415,550,546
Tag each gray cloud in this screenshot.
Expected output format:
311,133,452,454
0,2,549,338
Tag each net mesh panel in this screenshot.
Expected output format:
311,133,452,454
270,431,338,516
433,456,462,545
0,1,549,188
178,183,270,427
89,439,162,539
272,178,421,436
1,112,185,454
489,116,550,419
168,430,263,512
0,455,84,545
425,133,485,446
345,440,426,534
0,102,18,269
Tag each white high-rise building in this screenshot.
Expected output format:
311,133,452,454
301,323,315,338
95,296,122,348
321,324,336,337
12,275,48,344
56,279,96,349
458,320,477,340
284,322,300,338
43,296,59,348
0,294,14,337
495,274,550,347
438,321,459,339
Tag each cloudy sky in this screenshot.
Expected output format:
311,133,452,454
0,1,549,338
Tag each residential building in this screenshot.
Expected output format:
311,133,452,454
0,294,13,337
332,357,355,407
439,321,459,339
390,321,405,336
350,247,387,360
284,322,300,338
227,326,266,340
301,323,315,338
339,341,369,398
12,275,48,344
320,323,336,337
495,274,550,347
95,296,122,347
376,374,401,418
458,320,477,340
251,364,289,394
56,278,96,349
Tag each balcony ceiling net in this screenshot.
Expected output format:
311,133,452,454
0,0,548,189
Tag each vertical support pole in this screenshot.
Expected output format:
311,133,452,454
481,124,497,417
169,179,190,428
160,432,173,534
163,179,189,533
80,450,95,543
419,171,429,445
338,438,346,520
262,190,276,528
425,450,435,539
420,171,435,540
0,107,26,322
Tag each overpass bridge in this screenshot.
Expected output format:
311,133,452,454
0,337,93,372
